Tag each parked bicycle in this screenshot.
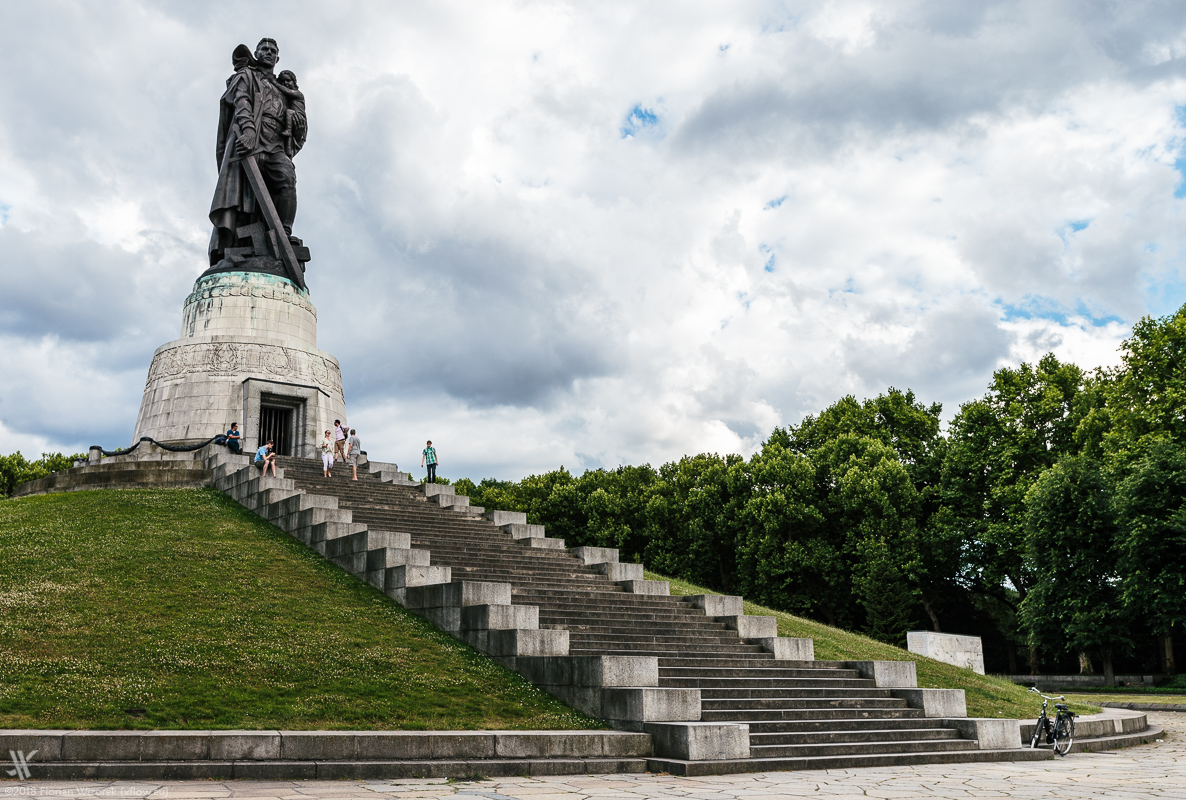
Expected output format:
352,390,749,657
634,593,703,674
1029,687,1075,755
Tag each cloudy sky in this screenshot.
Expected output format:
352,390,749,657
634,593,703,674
2,1,1186,480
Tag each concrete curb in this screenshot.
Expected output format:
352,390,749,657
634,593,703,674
1101,701,1186,712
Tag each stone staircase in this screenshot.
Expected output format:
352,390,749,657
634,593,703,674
263,455,1046,774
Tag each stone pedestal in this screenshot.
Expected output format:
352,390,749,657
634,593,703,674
133,271,346,458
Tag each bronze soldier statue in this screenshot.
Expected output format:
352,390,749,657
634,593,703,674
207,38,309,288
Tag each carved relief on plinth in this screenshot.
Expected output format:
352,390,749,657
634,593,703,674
145,340,343,396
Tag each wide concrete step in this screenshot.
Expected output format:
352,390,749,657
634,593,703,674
521,596,691,611
701,687,894,699
648,748,1054,776
747,718,948,734
567,633,746,646
557,623,734,637
701,708,925,722
749,738,979,759
660,677,877,690
752,728,961,746
702,697,910,711
570,647,770,658
660,667,863,680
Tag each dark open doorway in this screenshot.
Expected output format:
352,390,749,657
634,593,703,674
259,405,294,456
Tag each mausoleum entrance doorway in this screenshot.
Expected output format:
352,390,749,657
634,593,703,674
259,405,294,455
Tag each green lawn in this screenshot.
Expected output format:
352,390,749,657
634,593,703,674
0,489,601,731
647,571,1100,720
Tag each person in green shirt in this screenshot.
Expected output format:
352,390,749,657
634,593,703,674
421,440,438,483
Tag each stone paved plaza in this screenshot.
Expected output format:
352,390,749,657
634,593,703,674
4,713,1181,800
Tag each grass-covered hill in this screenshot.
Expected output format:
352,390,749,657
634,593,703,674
0,486,1094,731
0,488,600,731
648,571,1100,720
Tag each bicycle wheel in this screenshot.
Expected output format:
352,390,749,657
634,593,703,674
1030,717,1044,749
1053,716,1075,756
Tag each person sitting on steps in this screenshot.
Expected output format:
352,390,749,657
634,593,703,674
225,422,241,454
254,440,277,476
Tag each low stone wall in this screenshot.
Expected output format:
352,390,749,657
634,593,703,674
0,729,652,780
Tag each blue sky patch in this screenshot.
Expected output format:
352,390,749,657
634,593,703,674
0,204,9,225
620,105,659,138
764,255,775,273
1144,272,1186,317
998,295,1124,328
764,195,787,209
1069,219,1090,232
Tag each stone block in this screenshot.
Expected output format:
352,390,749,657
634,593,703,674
569,546,619,565
907,630,986,674
140,731,211,760
941,718,1021,749
592,562,643,582
422,483,455,498
688,594,744,617
486,510,527,526
502,523,547,539
405,580,512,610
420,605,462,633
893,688,967,718
485,629,570,657
618,579,669,595
516,655,659,687
756,637,814,661
492,731,652,758
280,731,356,760
644,722,749,760
208,731,282,761
717,615,777,639
366,547,430,572
352,731,495,760
0,731,68,761
850,660,918,688
602,688,701,722
385,565,451,591
433,494,468,508
520,536,566,550
460,604,539,631
62,731,142,761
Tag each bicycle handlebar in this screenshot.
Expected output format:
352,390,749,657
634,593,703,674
1028,687,1066,701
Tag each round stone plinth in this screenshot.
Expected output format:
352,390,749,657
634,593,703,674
132,272,346,457
181,271,318,348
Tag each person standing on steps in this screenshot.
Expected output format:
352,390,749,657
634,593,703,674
421,440,438,483
346,428,362,481
320,430,334,477
225,422,242,454
333,419,348,463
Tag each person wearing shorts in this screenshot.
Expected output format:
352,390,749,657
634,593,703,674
346,428,362,480
320,430,335,477
255,440,277,476
333,420,348,462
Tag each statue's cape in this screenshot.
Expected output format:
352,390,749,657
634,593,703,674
208,55,267,264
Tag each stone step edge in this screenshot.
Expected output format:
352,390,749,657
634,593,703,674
0,729,651,763
15,757,649,781
645,746,1056,776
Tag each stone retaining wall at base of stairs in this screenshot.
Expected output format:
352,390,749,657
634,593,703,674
0,730,650,780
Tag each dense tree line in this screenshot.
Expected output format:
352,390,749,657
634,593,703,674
0,451,80,497
458,309,1186,678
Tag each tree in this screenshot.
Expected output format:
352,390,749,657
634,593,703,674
1021,454,1130,684
1106,307,1186,463
941,354,1086,668
1,451,82,496
1115,439,1186,674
